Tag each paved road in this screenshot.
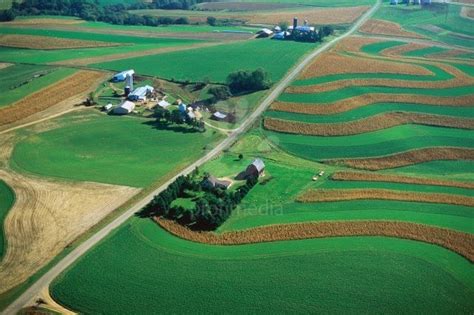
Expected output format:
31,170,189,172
2,1,381,314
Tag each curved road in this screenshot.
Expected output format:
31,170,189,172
2,1,381,313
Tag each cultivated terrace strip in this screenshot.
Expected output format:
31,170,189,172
271,94,474,115
263,113,474,136
328,147,474,170
157,218,474,262
331,171,474,189
297,188,474,207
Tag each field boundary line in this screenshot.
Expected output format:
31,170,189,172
2,1,382,313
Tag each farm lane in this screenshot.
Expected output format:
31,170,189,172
2,0,382,313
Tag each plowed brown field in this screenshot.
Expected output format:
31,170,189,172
271,94,474,115
157,218,474,262
331,171,474,189
330,147,474,170
360,19,424,39
0,70,106,126
0,34,121,50
264,113,474,136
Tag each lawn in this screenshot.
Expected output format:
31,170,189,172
92,39,314,83
0,180,15,260
50,218,474,314
11,111,223,187
0,65,76,107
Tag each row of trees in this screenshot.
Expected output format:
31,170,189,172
139,171,259,230
154,107,206,132
226,68,272,94
2,0,196,25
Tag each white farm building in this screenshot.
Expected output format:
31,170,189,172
128,85,154,101
113,101,135,115
112,69,134,82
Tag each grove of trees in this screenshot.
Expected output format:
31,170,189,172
138,170,259,230
226,68,271,94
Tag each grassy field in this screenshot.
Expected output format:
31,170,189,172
50,218,474,314
0,180,15,260
11,111,223,187
211,0,375,6
372,1,474,48
93,39,314,83
0,65,76,107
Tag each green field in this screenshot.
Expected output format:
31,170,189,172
0,27,202,64
93,39,314,83
11,111,223,187
0,180,15,260
51,218,474,314
373,1,474,48
0,65,75,107
220,0,375,6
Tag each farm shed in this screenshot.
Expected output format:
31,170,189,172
179,103,187,113
273,32,288,40
158,100,170,108
103,103,113,111
257,28,273,38
212,112,227,121
201,175,231,190
128,85,154,101
112,69,134,82
245,158,265,178
113,101,135,115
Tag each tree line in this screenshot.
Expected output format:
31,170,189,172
138,170,258,230
1,0,203,24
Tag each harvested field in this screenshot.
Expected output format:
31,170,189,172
460,7,474,20
331,171,474,189
196,2,299,11
242,6,369,25
51,41,227,66
4,18,83,25
0,63,12,71
271,94,474,115
0,34,121,50
263,113,474,136
300,53,432,79
428,49,471,59
0,70,106,126
0,169,140,294
297,188,474,207
157,218,474,262
331,147,474,170
360,19,424,39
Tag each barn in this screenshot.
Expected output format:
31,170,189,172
113,101,135,115
245,158,265,178
112,69,134,82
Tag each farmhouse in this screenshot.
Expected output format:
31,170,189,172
128,85,154,102
245,158,265,178
201,175,232,190
113,100,135,115
112,69,134,82
257,28,273,38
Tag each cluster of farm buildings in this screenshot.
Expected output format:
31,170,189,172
257,17,318,41
390,0,432,5
105,69,229,122
203,158,266,190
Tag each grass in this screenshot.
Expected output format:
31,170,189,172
229,0,376,6
265,103,474,123
0,180,15,260
263,124,474,160
50,218,474,314
373,2,473,48
388,160,474,181
11,111,223,187
279,85,473,104
0,65,76,107
93,39,314,83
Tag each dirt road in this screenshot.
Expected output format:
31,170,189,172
2,1,382,313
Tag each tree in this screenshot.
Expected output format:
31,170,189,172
0,9,15,22
170,109,184,125
154,107,169,122
207,16,217,26
227,68,271,94
278,21,289,31
208,85,231,102
238,153,243,160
